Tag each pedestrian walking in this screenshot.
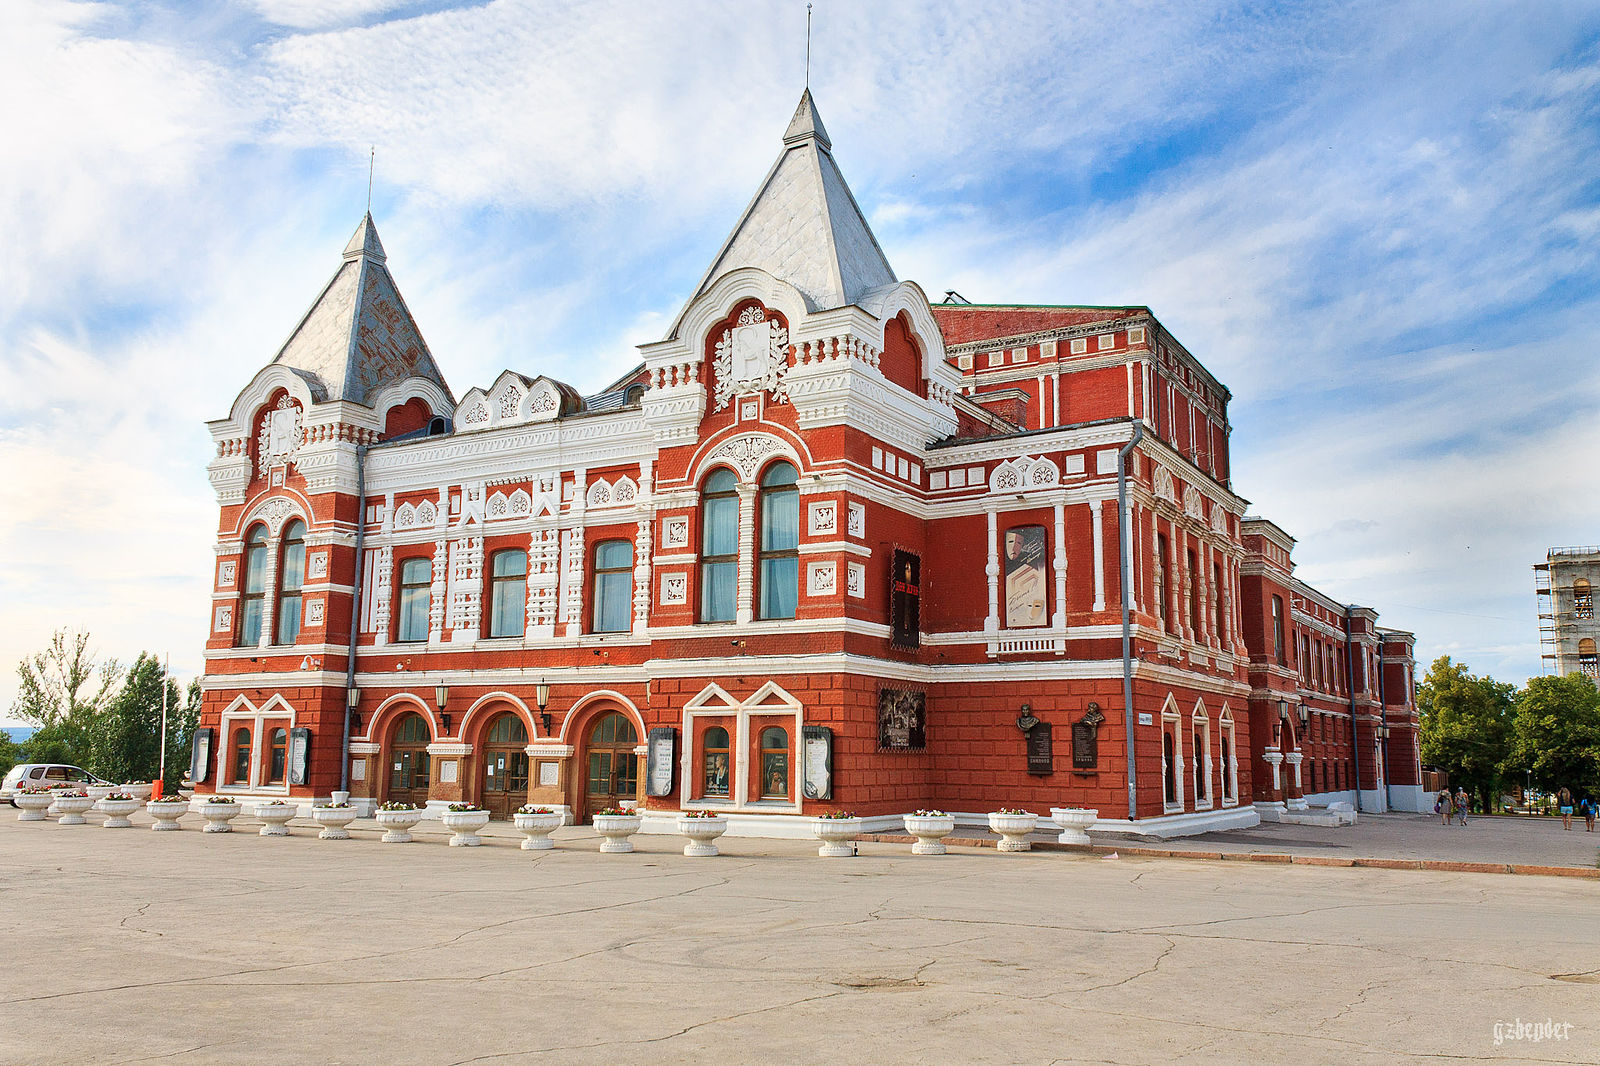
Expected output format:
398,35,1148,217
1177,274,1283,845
1454,787,1470,825
1582,796,1596,833
1558,786,1574,830
1437,787,1453,827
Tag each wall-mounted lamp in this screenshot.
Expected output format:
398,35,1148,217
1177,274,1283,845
346,687,361,710
1277,699,1289,722
1297,704,1309,726
435,684,449,710
536,680,552,735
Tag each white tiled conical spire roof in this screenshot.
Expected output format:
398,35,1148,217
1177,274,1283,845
270,214,451,406
670,90,896,336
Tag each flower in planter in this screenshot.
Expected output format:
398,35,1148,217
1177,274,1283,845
260,800,292,806
446,803,486,812
912,809,948,818
516,805,556,815
206,796,238,804
996,807,1032,816
54,790,90,799
594,806,634,817
379,801,419,811
18,785,56,795
682,809,722,819
314,801,352,809
817,809,857,819
105,792,135,802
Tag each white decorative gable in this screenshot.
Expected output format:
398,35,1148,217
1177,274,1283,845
988,456,1060,494
454,373,570,433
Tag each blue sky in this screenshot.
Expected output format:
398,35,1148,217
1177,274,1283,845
2,0,1598,720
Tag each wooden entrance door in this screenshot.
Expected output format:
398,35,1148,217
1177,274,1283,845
482,713,530,820
387,712,432,807
584,712,638,821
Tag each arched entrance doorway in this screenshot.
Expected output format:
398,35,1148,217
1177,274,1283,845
386,712,432,807
583,712,638,822
481,712,530,820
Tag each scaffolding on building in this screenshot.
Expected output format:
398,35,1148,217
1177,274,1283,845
1537,546,1600,677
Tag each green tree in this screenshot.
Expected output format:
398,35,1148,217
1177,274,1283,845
0,733,20,779
1509,673,1600,800
18,720,88,768
1417,656,1516,813
11,629,119,728
81,653,189,784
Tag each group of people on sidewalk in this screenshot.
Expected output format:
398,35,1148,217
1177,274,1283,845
1556,786,1597,832
1442,784,1599,830
1436,787,1472,826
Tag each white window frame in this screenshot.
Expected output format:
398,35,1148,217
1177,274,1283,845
1218,705,1239,806
1191,701,1213,811
1161,696,1184,814
217,694,297,794
680,681,803,813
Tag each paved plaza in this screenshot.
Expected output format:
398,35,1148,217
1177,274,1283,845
2,814,1597,1065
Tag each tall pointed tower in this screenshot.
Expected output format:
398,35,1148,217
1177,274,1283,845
197,215,454,797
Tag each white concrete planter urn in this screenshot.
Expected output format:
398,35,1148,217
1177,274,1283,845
902,811,957,856
375,803,424,843
255,801,297,837
442,804,491,847
97,793,141,829
675,812,729,856
987,809,1038,852
54,792,96,826
86,784,118,804
514,806,562,851
812,813,862,857
592,809,642,853
14,789,56,821
1049,807,1098,846
146,798,190,831
312,803,358,840
198,798,243,833
120,783,155,802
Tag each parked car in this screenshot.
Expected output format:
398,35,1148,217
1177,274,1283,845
2,764,114,806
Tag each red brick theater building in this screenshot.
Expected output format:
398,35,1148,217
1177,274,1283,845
197,93,1423,837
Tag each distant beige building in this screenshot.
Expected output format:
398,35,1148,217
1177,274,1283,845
1536,547,1600,679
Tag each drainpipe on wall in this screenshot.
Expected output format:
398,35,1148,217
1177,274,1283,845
340,441,369,795
1118,421,1145,821
1343,605,1361,813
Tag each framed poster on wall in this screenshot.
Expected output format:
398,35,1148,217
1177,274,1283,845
878,689,927,751
890,549,921,647
1004,525,1048,628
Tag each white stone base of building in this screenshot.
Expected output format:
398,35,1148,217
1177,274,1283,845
1384,784,1428,812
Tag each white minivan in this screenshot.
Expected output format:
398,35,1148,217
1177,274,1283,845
2,764,113,805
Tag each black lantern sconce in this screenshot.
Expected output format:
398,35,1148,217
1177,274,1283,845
536,680,552,735
436,684,451,734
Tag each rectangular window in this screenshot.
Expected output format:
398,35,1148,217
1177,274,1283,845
397,558,431,642
1271,595,1285,665
489,550,527,638
700,473,739,623
1156,534,1171,633
1187,549,1201,636
1003,525,1048,628
1213,561,1225,644
593,540,634,633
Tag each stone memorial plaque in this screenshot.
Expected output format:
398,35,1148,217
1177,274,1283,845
289,727,312,786
190,727,214,784
538,762,558,788
803,725,832,800
1072,705,1105,770
1026,722,1053,776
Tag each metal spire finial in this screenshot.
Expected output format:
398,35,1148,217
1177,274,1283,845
366,146,375,213
805,3,812,89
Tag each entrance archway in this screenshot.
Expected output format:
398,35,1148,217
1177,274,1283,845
385,712,432,807
582,711,638,822
480,712,530,820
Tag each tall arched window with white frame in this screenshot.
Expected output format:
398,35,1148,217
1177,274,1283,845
237,524,269,647
274,519,306,645
757,461,799,620
699,468,739,623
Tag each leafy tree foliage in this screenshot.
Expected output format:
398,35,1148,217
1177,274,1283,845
10,629,120,728
80,653,197,784
1418,656,1516,813
1509,673,1600,798
0,733,20,779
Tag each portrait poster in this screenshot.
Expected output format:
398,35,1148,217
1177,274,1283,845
878,689,927,751
890,549,921,647
1004,525,1048,628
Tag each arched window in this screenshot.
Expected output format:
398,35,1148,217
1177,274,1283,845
1579,638,1598,680
699,468,739,622
758,461,799,620
237,525,268,646
593,539,634,633
230,726,253,785
1574,578,1593,620
397,557,431,642
703,726,730,797
625,384,646,406
1162,730,1177,806
759,726,789,799
275,520,306,645
489,549,527,638
266,727,288,784
487,714,529,745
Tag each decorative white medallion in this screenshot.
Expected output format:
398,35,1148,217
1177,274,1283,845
846,561,866,599
661,572,688,605
712,306,790,411
307,552,328,579
807,562,837,597
808,501,837,536
661,516,689,550
257,394,304,475
305,599,325,626
847,501,866,538
214,605,233,633
705,433,791,481
218,561,236,588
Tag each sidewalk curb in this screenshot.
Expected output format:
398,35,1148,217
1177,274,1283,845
853,833,1600,879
